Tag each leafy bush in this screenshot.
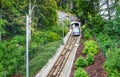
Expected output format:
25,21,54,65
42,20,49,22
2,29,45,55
83,28,92,39
50,26,63,36
46,31,60,42
81,24,87,32
108,70,120,77
0,38,26,77
32,31,46,44
10,35,25,45
103,17,120,36
96,32,113,53
83,40,98,55
32,25,68,45
75,53,94,69
0,51,3,61
33,31,61,45
74,68,89,77
0,72,3,77
51,25,68,37
75,40,97,74
87,14,105,34
104,48,120,72
0,63,3,72
75,57,88,68
86,53,94,65
19,40,62,77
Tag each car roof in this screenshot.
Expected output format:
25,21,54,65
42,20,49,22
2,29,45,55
70,21,81,25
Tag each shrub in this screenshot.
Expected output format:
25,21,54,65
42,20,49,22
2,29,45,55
0,71,3,77
50,25,68,37
96,32,113,53
104,48,120,76
83,28,92,39
86,53,94,65
50,26,63,36
83,40,98,55
108,70,120,77
0,63,3,72
32,31,47,44
74,68,89,77
19,40,62,77
0,50,3,61
75,57,88,68
81,24,87,32
32,30,61,44
47,31,60,42
10,35,25,45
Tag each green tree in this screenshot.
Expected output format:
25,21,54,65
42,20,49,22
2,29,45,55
56,0,71,11
0,19,7,40
72,0,99,24
33,0,58,29
1,0,28,36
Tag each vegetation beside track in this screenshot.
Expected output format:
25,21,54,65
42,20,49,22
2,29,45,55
72,0,120,76
1,0,120,77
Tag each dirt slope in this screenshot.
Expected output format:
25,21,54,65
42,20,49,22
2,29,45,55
70,38,107,77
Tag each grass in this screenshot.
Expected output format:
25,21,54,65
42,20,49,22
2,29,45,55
19,40,62,77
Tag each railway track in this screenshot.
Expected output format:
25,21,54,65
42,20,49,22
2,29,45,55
47,33,78,77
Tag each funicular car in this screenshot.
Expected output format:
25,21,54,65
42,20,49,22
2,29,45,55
71,21,81,36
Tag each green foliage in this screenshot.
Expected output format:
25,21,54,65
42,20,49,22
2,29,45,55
33,25,68,45
46,31,60,42
75,53,94,69
81,24,87,32
19,40,62,77
0,63,3,72
87,14,105,34
86,53,94,65
101,4,120,36
50,26,64,36
73,0,99,23
103,18,120,36
1,0,58,36
107,70,120,77
0,0,68,77
0,35,26,76
32,31,45,44
73,1,120,77
0,19,7,33
10,35,25,45
1,0,27,36
75,57,88,68
35,0,58,28
104,48,120,76
0,71,3,77
96,32,116,53
0,51,3,61
83,40,98,55
56,0,71,11
76,40,96,69
74,68,89,77
83,28,92,39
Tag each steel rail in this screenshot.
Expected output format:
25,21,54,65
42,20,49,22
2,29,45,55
47,33,73,77
56,36,78,77
47,34,78,77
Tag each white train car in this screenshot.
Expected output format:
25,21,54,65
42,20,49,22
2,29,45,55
71,21,81,36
